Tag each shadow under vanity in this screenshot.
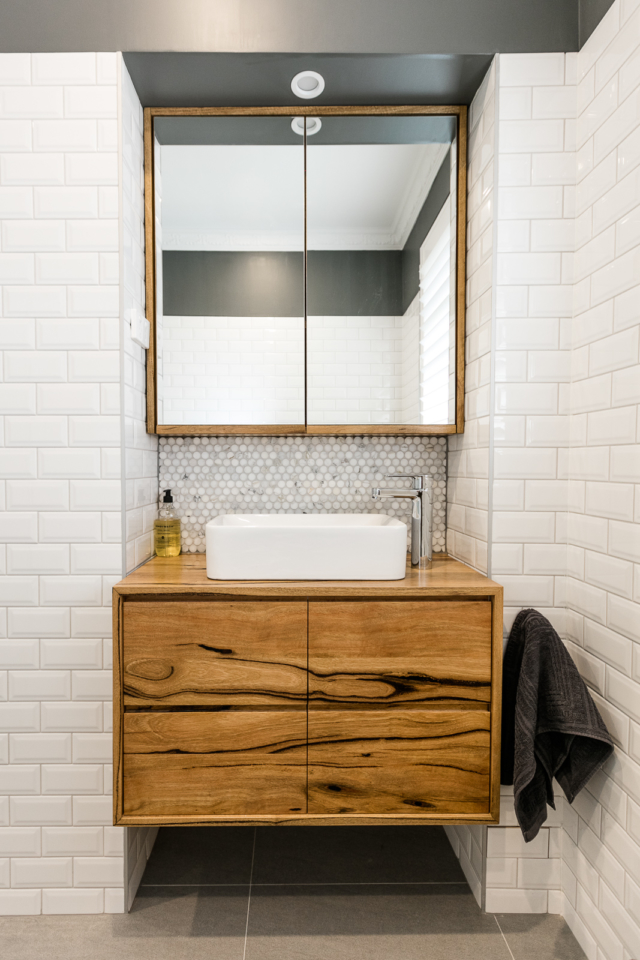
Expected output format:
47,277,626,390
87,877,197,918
112,555,503,827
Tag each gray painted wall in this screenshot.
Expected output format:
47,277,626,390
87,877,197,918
162,152,450,318
132,54,493,108
579,0,615,46
163,251,410,317
1,0,580,53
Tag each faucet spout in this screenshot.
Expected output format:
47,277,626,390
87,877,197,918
371,474,433,567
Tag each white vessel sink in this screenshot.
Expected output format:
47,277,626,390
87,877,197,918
205,514,407,581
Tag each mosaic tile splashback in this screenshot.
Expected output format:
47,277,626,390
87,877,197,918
158,435,447,555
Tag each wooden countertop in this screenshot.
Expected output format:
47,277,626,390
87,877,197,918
114,554,502,599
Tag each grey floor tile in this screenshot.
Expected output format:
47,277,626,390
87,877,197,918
0,887,249,960
252,825,466,884
141,826,255,885
245,883,513,960
496,914,587,960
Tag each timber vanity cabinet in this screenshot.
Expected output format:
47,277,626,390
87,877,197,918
112,555,503,827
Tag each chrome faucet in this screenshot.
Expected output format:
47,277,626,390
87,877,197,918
371,474,433,566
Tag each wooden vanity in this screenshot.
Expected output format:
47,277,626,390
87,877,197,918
113,555,503,827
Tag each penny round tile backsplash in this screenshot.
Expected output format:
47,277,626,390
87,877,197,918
158,435,447,555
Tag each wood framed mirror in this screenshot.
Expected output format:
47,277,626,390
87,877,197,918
143,105,467,436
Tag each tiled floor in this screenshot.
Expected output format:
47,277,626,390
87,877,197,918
0,826,586,960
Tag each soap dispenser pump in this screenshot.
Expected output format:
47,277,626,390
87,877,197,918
154,489,181,557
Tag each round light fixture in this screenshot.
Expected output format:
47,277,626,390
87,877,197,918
291,117,322,136
291,70,325,99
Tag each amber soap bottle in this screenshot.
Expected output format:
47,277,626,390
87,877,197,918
154,489,181,557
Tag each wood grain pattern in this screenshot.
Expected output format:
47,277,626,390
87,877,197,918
143,108,157,434
124,757,307,817
114,554,503,600
308,601,491,705
308,709,490,814
124,709,307,760
489,592,504,821
123,600,307,706
116,812,499,826
112,592,124,824
113,555,503,827
306,424,458,436
148,105,466,118
157,425,307,436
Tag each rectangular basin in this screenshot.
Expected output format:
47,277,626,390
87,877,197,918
205,514,407,581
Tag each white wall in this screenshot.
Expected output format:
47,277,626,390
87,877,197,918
446,61,495,578
0,51,123,916
161,314,305,425
561,3,640,956
482,49,576,916
448,18,640,955
119,60,158,909
444,60,496,905
0,51,157,917
400,293,420,423
161,311,422,427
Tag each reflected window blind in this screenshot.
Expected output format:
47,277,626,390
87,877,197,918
419,199,451,424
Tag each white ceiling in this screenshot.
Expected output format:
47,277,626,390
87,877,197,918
159,142,450,251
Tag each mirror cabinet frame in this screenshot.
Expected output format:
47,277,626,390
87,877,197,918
143,104,468,436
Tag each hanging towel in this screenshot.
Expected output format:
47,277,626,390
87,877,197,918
501,608,614,842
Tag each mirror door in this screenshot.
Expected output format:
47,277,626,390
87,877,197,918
152,116,305,429
307,115,459,429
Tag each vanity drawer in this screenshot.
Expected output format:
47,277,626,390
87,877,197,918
122,709,307,817
308,601,492,706
122,600,307,706
308,708,491,815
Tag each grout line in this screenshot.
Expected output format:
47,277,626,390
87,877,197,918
242,828,257,960
140,881,470,888
493,915,516,960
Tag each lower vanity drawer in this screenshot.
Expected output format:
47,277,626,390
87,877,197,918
308,708,491,815
122,710,307,817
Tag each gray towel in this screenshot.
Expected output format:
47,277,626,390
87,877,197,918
501,608,614,842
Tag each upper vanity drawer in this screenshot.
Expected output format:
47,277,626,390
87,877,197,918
122,600,307,706
308,600,492,706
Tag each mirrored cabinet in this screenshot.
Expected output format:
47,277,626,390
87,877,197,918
144,106,467,435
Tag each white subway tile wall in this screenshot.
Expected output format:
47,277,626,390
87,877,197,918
119,61,158,904
160,308,424,427
446,32,640,959
560,3,640,956
492,50,575,648
160,314,305,426
158,435,447,554
120,65,157,576
0,51,129,916
444,61,497,906
0,52,159,917
447,61,495,578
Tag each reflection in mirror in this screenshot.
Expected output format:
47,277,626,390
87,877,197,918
306,116,457,426
154,117,305,425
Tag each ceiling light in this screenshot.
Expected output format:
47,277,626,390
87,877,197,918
291,70,325,99
291,117,322,136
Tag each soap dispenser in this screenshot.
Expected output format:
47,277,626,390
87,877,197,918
154,489,181,557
